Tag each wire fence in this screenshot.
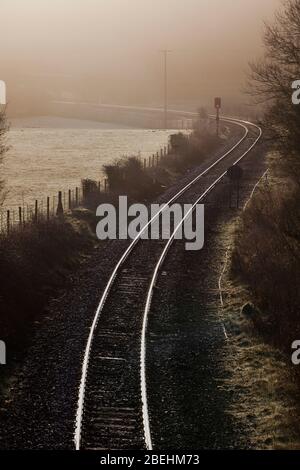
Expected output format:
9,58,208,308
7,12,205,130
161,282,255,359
0,185,84,234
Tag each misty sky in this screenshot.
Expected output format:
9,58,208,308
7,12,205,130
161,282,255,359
0,0,281,110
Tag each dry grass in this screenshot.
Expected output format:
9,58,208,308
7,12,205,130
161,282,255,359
231,167,300,348
219,222,300,449
0,216,93,354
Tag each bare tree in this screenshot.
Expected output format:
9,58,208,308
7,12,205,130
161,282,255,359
248,0,300,181
0,109,9,206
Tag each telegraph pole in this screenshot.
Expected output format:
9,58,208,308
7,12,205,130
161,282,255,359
161,50,172,130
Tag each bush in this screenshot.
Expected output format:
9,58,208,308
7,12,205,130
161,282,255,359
166,131,220,173
104,156,161,201
0,218,92,351
231,182,300,348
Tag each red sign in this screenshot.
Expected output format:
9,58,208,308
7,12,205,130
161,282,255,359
214,97,221,109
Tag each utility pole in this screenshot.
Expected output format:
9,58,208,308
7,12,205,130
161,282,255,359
161,50,172,130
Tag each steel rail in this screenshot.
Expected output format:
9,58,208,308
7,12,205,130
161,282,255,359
140,121,262,450
74,115,253,450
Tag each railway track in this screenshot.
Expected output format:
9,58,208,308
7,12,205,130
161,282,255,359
74,115,262,450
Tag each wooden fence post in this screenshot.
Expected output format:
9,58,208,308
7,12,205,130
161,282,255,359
56,191,64,217
35,200,38,223
7,210,10,234
47,197,50,221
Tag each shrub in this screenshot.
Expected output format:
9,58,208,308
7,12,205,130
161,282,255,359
104,156,160,201
0,218,92,352
231,183,300,348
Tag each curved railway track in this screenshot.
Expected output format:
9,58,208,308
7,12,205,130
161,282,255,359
74,115,262,450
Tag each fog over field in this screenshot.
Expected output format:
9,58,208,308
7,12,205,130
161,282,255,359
0,0,280,114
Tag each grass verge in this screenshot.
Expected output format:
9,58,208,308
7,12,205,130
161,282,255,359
220,155,300,448
220,221,300,449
